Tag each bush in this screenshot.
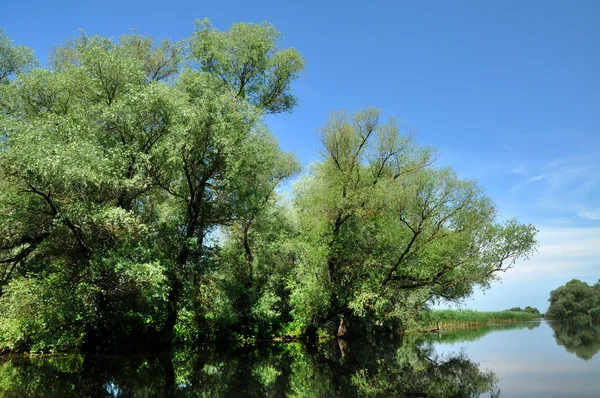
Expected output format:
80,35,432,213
0,270,96,353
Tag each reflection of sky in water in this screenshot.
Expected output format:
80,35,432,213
104,381,120,397
432,320,600,397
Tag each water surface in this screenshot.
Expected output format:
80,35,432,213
428,319,600,397
1,319,598,397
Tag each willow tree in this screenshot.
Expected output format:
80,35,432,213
0,20,304,352
546,279,600,320
0,29,36,83
289,109,537,337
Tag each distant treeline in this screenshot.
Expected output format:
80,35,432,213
546,279,600,321
504,306,541,317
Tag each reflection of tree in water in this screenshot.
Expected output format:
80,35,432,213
0,355,176,397
344,335,499,398
550,321,600,360
0,338,498,397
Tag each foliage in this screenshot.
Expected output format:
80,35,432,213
0,22,536,352
0,21,303,352
0,29,36,83
504,306,541,317
418,320,541,344
287,109,537,336
546,279,600,320
0,267,95,353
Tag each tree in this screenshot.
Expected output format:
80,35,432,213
177,138,301,341
288,109,538,337
505,306,541,316
0,20,304,352
0,29,36,83
155,19,304,339
546,279,600,320
0,22,539,352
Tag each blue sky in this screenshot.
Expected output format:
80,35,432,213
2,0,599,311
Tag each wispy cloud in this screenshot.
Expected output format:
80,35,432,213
524,173,548,183
578,209,600,221
465,225,600,311
508,225,600,277
509,153,600,223
511,164,528,175
437,130,599,311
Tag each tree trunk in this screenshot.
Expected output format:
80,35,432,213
337,316,350,339
304,324,318,344
162,219,205,341
242,222,254,288
162,275,180,342
159,355,176,396
337,337,349,358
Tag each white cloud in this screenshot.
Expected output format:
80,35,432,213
578,209,600,221
436,132,599,311
512,164,528,175
503,225,600,278
525,173,549,183
508,154,600,222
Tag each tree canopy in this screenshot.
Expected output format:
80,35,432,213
0,29,36,83
287,109,537,336
505,306,541,317
546,279,600,321
0,21,304,352
0,22,537,353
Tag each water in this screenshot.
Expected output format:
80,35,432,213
0,319,598,397
427,319,600,397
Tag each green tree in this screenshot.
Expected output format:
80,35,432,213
0,21,539,352
288,109,537,337
505,306,541,316
180,141,300,341
0,29,36,83
523,306,541,316
0,20,304,352
155,19,304,339
546,279,600,320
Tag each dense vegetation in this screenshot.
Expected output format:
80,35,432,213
0,22,537,353
546,279,600,321
421,309,538,330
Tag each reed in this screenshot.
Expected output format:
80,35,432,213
419,309,539,331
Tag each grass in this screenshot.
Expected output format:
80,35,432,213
418,309,539,331
418,321,542,344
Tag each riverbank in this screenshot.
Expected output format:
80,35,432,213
417,309,539,331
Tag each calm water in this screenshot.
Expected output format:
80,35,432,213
428,319,600,397
1,319,599,397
